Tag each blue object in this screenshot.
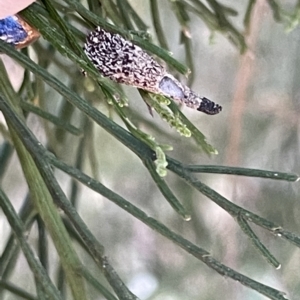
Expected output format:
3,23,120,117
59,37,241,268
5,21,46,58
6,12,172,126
0,16,28,45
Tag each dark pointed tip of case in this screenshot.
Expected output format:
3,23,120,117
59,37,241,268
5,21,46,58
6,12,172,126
197,97,222,115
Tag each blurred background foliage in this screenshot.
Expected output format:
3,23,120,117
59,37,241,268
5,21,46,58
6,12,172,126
0,0,300,299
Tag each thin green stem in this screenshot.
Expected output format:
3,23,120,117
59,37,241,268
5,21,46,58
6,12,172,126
185,165,298,181
144,158,191,220
150,0,169,50
0,189,62,300
116,0,135,30
100,0,124,25
266,0,282,21
244,0,256,28
168,101,217,154
41,0,84,58
237,215,280,268
80,268,118,300
166,157,300,248
0,280,38,300
20,101,82,136
122,0,148,31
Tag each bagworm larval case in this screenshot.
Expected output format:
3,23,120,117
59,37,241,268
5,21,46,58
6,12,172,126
84,27,222,115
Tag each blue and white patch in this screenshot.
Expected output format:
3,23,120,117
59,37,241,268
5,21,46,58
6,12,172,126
0,16,27,46
0,15,39,49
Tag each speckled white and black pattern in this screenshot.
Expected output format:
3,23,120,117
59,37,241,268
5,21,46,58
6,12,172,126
84,27,222,115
